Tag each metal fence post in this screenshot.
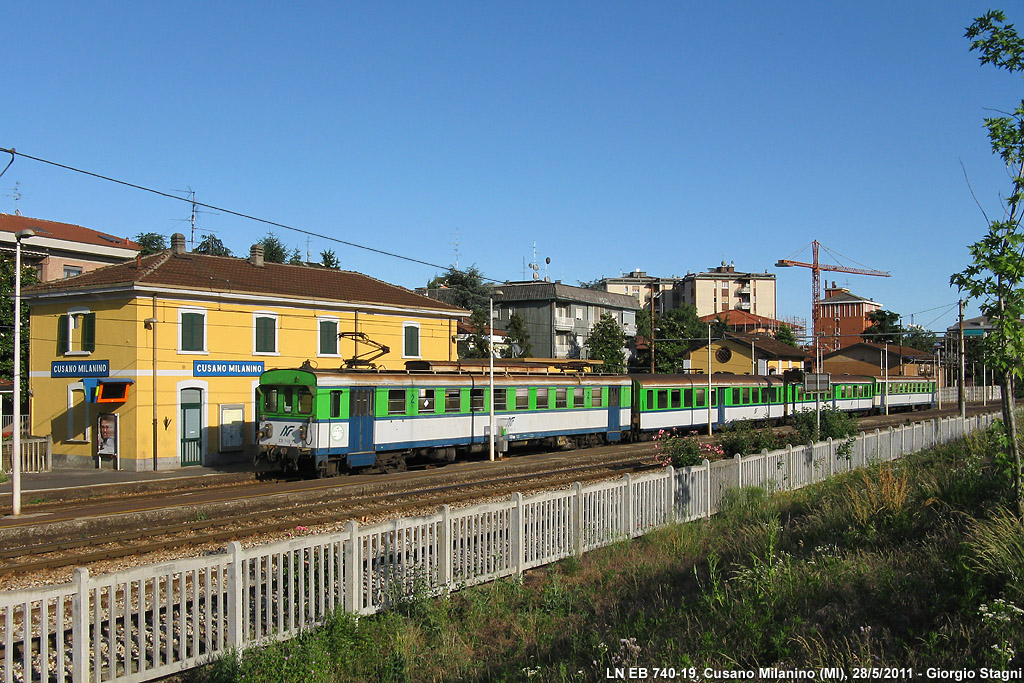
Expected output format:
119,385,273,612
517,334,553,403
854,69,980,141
828,437,834,477
72,567,89,683
786,445,793,491
735,453,742,488
704,459,712,519
666,465,676,523
438,506,452,588
572,483,584,556
45,435,52,470
344,520,359,613
622,473,634,537
511,493,524,574
226,541,244,648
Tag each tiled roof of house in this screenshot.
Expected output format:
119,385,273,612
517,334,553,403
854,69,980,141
0,213,141,251
819,290,880,306
700,310,790,328
727,332,813,359
824,342,936,361
24,249,468,314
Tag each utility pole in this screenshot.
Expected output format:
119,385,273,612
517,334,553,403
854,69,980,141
958,300,966,419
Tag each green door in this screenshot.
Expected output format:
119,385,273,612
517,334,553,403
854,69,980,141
180,388,202,466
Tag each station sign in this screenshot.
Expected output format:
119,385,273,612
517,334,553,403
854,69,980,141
804,373,831,393
193,360,265,377
52,360,110,378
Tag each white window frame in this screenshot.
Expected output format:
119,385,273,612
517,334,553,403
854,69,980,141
253,311,280,356
64,306,92,357
317,316,341,357
402,322,421,359
177,306,209,354
67,382,90,443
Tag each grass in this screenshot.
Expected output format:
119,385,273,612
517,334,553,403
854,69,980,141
187,427,1024,682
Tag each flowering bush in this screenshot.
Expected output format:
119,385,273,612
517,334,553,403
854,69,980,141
653,429,724,468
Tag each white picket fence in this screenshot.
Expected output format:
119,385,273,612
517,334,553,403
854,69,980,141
0,412,997,683
1,437,52,475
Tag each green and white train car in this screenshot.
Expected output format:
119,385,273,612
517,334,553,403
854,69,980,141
255,367,632,476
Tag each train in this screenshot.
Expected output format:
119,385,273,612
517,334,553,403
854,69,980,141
253,359,937,477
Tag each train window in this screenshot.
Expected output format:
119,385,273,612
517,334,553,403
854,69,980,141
683,389,693,408
592,388,604,408
444,389,461,413
537,388,549,409
646,390,655,410
388,389,406,415
555,387,567,409
741,388,751,405
572,389,585,408
670,390,681,409
711,389,718,407
297,387,314,414
330,391,343,418
516,388,529,410
470,388,485,412
494,388,507,411
695,388,706,407
281,389,294,413
657,390,668,410
263,388,279,413
732,388,741,405
418,389,434,412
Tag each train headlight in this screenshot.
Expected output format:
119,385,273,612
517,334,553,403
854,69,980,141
299,424,309,442
258,422,273,440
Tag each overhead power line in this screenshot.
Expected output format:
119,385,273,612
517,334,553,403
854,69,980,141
0,147,503,283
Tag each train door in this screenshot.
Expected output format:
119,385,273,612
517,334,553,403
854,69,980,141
348,387,376,467
608,386,621,439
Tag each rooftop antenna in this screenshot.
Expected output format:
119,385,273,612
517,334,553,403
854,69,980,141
529,242,540,280
453,227,461,270
5,181,22,215
171,187,219,249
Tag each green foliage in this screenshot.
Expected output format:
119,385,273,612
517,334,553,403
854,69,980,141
132,232,167,255
288,247,303,265
902,324,938,353
863,309,901,344
717,419,780,457
193,234,232,256
585,313,626,373
790,406,858,445
576,278,605,290
259,232,289,263
319,249,340,269
774,324,799,348
428,265,491,315
636,304,706,372
502,312,533,358
0,256,37,394
653,429,724,468
460,308,491,359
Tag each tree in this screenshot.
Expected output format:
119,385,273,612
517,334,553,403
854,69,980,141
586,313,627,373
576,278,605,290
288,248,303,265
950,9,1024,516
320,249,340,269
194,234,232,256
133,232,167,256
902,324,938,353
774,324,799,348
503,312,533,358
460,309,492,359
0,256,38,400
258,232,289,263
634,305,706,372
862,309,901,344
428,265,491,315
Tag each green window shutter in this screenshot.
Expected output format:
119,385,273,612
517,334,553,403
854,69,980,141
81,313,96,352
404,325,419,357
57,314,69,354
319,320,337,355
181,313,204,351
256,316,276,353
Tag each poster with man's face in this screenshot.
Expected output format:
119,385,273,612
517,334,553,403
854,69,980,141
97,414,118,456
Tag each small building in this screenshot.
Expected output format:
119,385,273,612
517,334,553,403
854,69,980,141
1,213,141,281
492,281,639,360
822,343,938,378
595,270,686,315
699,310,805,338
23,234,467,471
816,283,883,351
675,262,777,319
687,333,811,375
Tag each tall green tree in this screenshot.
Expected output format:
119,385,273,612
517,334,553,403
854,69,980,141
634,305,704,372
258,232,289,263
320,249,340,269
862,309,902,344
902,324,938,353
0,257,38,400
586,313,627,373
428,265,491,315
503,312,533,358
950,9,1024,516
133,232,167,255
774,324,799,348
194,234,232,256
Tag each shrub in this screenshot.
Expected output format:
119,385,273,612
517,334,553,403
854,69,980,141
717,419,780,457
653,429,723,468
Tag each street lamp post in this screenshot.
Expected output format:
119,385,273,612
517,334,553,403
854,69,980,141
489,290,503,462
12,228,34,516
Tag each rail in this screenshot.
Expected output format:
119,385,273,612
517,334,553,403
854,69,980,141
0,436,52,474
0,412,997,683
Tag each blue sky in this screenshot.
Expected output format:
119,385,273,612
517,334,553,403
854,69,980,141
2,1,1017,333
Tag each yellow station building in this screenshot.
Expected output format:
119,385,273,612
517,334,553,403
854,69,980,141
24,235,467,470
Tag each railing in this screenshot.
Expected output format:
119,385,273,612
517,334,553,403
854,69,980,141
0,413,997,683
0,417,29,438
0,436,52,474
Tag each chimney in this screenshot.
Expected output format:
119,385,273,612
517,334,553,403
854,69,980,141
249,244,265,267
171,233,187,255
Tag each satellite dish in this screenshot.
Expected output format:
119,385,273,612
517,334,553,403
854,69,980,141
545,257,550,264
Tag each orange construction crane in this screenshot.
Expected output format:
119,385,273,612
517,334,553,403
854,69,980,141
775,240,890,354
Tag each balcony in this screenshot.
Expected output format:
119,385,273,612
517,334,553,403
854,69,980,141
554,315,574,331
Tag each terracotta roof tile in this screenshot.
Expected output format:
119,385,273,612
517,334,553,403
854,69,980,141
0,213,141,250
25,250,468,314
